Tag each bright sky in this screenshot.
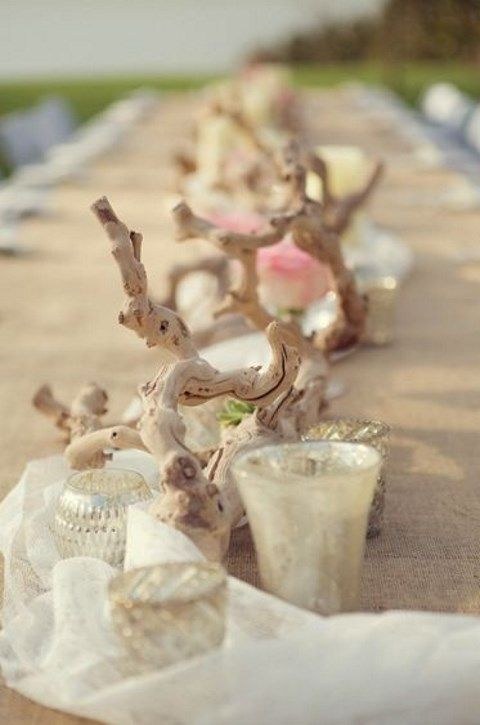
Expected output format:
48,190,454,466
0,0,385,79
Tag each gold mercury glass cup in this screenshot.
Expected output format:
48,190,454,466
305,418,390,537
54,468,152,567
109,562,227,670
232,441,380,615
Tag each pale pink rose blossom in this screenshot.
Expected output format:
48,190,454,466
257,235,334,311
206,214,333,312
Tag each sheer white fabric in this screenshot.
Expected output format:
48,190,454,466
1,452,480,724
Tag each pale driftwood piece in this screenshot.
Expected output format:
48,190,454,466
205,410,284,523
172,199,329,428
70,197,303,559
279,142,370,351
287,212,365,351
66,426,146,470
308,153,384,237
219,106,287,180
33,382,110,467
173,187,364,351
33,383,108,440
92,197,198,360
172,201,293,338
33,385,71,440
176,89,290,207
172,148,197,176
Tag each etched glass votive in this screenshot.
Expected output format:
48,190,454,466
54,468,152,567
109,562,227,670
232,441,380,615
305,419,390,537
360,275,398,346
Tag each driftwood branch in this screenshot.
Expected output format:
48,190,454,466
172,199,329,430
308,153,384,237
91,197,198,360
33,383,110,467
83,196,305,558
173,201,296,340
66,425,146,470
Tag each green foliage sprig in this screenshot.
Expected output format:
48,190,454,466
217,399,256,428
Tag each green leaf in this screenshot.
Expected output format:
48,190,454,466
217,399,256,428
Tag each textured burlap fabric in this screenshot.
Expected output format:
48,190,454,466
2,89,480,722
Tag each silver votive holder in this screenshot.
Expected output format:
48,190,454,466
361,275,398,346
232,441,380,615
109,561,227,670
54,468,152,567
305,419,390,537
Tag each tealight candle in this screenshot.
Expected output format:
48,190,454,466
233,441,380,615
54,468,152,567
306,145,370,247
109,562,227,670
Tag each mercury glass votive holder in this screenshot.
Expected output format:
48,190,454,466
362,276,398,346
232,441,380,615
54,468,152,567
305,419,390,537
109,561,227,670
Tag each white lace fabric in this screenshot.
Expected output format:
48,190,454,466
1,452,480,724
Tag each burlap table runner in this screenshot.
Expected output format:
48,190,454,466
2,89,480,722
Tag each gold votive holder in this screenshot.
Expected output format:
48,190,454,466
361,275,398,346
305,418,390,537
54,468,152,567
109,562,227,670
232,441,380,615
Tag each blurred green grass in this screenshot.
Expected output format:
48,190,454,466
0,74,218,123
291,62,480,106
1,63,479,175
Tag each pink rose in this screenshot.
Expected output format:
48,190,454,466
257,235,334,311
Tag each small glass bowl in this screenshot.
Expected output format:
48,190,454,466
109,561,227,670
54,468,152,567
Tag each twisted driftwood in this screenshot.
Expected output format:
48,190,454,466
172,187,363,356
175,88,289,209
172,135,379,352
33,383,115,468
173,200,328,426
307,151,384,238
61,197,307,560
33,382,143,469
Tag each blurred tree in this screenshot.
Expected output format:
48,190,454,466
377,0,480,62
260,0,480,64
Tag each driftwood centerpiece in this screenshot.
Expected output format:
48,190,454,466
35,197,328,561
174,65,301,211
172,142,381,353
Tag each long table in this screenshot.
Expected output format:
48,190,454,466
2,88,480,723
